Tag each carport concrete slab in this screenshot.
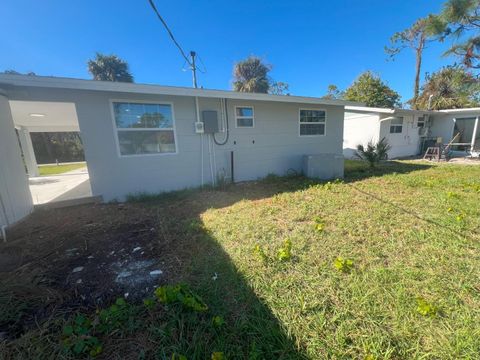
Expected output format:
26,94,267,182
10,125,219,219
29,167,92,204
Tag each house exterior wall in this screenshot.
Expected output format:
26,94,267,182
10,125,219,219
379,115,423,158
344,112,426,159
343,113,380,158
6,86,345,201
430,110,480,144
430,113,455,143
0,94,33,227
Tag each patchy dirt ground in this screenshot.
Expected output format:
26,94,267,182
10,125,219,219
0,182,278,343
409,156,480,165
0,200,199,339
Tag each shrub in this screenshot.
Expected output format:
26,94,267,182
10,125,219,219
356,137,391,168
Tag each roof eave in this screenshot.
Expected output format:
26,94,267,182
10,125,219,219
0,74,362,107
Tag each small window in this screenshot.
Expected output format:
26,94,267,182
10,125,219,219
113,102,176,156
299,109,326,136
389,117,403,134
235,106,254,128
417,115,425,128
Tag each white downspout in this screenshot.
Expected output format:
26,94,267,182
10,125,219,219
195,97,204,187
0,193,9,242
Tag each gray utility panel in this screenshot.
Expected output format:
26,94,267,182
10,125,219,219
202,110,219,133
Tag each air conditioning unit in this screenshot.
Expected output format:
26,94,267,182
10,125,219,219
195,122,204,134
303,154,344,180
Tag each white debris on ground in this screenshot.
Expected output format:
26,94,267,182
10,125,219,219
67,242,164,301
72,266,84,273
66,248,79,257
112,259,162,288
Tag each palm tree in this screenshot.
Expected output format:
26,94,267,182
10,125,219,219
385,17,436,109
87,53,134,82
356,138,391,168
416,66,480,110
232,56,271,93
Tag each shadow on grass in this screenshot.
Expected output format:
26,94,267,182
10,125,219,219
0,160,443,358
1,177,312,359
117,179,316,359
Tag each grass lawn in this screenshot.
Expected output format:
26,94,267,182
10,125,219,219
1,160,480,359
38,162,86,176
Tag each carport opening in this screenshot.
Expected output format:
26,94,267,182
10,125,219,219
9,101,92,205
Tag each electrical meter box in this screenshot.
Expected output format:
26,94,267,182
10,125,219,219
194,122,204,134
201,110,219,133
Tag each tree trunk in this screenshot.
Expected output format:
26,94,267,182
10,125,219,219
41,132,55,162
412,37,425,110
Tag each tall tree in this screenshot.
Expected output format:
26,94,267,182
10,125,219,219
269,81,290,95
416,66,480,109
386,17,436,108
322,84,344,100
87,53,134,82
232,56,271,93
429,0,480,69
344,71,402,108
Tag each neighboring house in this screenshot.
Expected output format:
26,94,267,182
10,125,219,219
0,74,356,228
343,106,480,159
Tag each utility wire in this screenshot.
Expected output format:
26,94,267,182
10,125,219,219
147,0,192,66
197,55,207,74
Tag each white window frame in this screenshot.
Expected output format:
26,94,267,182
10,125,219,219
235,106,255,128
298,108,327,137
389,117,404,134
109,99,178,158
417,115,426,128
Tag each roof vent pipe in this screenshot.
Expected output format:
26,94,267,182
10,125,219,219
427,94,434,110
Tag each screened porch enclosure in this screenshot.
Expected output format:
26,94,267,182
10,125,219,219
453,117,480,152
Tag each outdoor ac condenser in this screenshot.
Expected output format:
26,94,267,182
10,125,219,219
303,154,344,180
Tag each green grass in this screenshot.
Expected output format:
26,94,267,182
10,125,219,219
197,162,480,359
38,162,86,176
2,160,480,359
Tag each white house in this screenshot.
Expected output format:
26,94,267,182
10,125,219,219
0,74,357,229
343,106,480,159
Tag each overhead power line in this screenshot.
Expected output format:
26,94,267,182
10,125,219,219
147,0,191,65
147,0,201,87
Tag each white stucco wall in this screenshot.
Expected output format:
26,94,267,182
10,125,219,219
0,94,33,227
430,111,480,144
6,86,345,201
343,113,380,158
429,113,454,143
379,115,423,158
344,112,427,159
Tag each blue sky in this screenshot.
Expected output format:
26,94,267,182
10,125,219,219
1,0,454,103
